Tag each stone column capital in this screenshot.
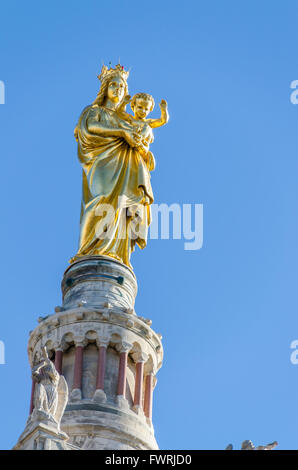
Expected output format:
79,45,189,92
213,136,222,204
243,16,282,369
74,336,86,348
52,342,63,352
96,337,110,349
132,351,148,364
119,341,133,354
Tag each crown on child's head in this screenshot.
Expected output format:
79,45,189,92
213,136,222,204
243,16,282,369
97,63,129,83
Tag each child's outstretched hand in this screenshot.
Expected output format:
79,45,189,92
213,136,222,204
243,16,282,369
159,99,168,110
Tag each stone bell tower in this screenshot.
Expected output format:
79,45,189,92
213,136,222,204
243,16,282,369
22,255,163,450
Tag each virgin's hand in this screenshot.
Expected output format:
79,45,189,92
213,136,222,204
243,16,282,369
123,94,131,105
122,130,141,148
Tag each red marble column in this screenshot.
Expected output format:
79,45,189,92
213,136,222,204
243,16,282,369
72,345,84,390
134,361,144,408
144,373,153,420
29,380,35,414
55,349,63,374
96,345,107,390
117,351,128,397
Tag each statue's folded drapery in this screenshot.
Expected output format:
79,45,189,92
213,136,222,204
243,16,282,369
70,105,154,267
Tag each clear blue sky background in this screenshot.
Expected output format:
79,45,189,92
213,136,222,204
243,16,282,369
0,0,298,450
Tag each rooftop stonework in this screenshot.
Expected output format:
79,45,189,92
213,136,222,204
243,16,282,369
16,256,163,450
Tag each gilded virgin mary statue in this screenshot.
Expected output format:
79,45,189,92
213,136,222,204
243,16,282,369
70,64,168,268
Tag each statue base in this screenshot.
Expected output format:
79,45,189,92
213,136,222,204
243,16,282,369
62,256,137,311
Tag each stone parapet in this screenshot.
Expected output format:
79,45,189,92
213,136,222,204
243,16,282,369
28,308,163,373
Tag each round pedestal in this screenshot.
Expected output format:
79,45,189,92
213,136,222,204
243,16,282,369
62,256,137,311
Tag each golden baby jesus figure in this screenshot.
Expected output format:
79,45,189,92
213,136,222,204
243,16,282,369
117,93,169,171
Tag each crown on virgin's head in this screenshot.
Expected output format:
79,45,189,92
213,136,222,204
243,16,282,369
97,63,129,83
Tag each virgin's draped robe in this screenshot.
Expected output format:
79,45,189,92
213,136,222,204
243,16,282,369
70,105,154,268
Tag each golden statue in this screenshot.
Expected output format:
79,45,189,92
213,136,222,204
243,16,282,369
70,64,169,268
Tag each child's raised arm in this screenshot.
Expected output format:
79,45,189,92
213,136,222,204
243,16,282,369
148,99,169,128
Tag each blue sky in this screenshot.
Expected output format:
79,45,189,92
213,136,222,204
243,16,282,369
1,0,298,450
